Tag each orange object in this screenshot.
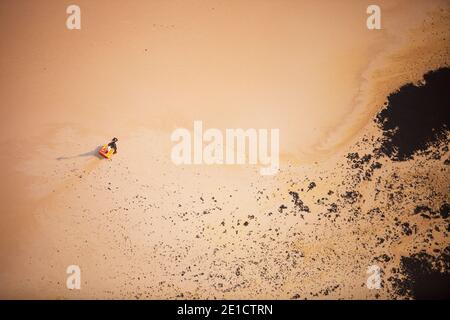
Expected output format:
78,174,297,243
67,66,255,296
99,144,114,159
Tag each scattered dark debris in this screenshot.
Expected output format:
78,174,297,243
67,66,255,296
288,191,310,212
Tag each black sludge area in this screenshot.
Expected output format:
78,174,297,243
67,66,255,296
375,67,450,161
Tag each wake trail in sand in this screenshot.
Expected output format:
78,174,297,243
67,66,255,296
38,157,103,205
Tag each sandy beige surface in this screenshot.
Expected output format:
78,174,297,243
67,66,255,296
0,0,449,299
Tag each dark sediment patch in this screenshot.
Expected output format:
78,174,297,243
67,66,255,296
247,67,449,299
390,247,450,300
288,191,310,213
374,67,450,161
413,203,450,220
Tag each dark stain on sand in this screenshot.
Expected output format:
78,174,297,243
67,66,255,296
375,67,450,161
390,247,450,299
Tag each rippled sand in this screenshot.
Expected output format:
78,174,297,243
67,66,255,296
0,0,449,299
